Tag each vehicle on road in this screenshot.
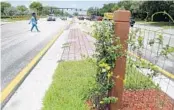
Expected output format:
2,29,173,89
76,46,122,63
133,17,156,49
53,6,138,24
89,15,102,21
103,13,113,20
103,12,135,27
78,16,84,20
130,17,135,27
60,16,67,20
85,16,91,20
47,14,56,21
96,16,103,21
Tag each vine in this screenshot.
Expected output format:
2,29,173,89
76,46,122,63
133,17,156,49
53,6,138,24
90,21,123,109
128,27,174,78
89,15,174,109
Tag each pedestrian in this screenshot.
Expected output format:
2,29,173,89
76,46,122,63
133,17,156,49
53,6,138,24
29,13,40,32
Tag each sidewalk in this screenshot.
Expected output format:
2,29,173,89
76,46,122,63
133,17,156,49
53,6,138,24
61,22,96,61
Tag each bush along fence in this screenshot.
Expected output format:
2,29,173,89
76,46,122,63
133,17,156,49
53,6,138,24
90,10,174,110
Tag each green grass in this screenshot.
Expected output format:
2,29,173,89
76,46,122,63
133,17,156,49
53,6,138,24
137,21,174,29
43,59,157,109
125,60,157,90
1,17,30,22
1,16,47,22
42,60,96,110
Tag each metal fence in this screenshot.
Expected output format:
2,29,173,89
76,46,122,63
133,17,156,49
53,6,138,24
123,27,174,109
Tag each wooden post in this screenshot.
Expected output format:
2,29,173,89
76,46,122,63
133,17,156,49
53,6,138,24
109,10,130,110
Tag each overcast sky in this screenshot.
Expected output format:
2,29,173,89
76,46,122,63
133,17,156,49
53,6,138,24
4,1,119,9
3,1,119,15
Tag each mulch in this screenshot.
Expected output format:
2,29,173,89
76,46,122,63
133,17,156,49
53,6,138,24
121,89,174,110
87,89,174,110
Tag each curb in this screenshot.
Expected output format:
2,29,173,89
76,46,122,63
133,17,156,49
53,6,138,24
0,24,67,108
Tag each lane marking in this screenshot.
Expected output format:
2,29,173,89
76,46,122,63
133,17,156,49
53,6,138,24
1,27,65,103
128,51,174,79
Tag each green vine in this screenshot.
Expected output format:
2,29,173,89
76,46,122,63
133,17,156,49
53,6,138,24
89,15,174,109
129,28,174,78
90,21,123,109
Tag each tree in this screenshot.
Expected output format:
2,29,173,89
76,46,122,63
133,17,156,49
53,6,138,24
17,5,28,15
63,12,70,17
51,7,61,16
73,12,79,16
42,6,51,15
100,3,116,16
169,4,174,18
1,2,11,15
4,7,18,16
29,2,43,15
87,7,95,16
117,1,132,10
140,1,174,21
111,4,119,12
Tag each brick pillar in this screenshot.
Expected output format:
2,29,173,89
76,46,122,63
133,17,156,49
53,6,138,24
109,10,130,110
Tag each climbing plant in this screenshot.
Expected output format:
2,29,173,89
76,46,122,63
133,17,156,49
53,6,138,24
89,21,123,109
89,17,174,110
128,27,174,78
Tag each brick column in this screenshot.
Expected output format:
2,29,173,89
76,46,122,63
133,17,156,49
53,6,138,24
109,10,130,110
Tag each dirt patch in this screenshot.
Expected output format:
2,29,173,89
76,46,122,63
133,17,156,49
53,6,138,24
121,89,174,110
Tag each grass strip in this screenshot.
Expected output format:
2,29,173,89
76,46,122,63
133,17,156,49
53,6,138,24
125,60,157,90
42,60,96,110
43,59,157,110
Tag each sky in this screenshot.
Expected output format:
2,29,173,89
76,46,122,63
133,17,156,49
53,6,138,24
5,1,119,9
3,1,119,15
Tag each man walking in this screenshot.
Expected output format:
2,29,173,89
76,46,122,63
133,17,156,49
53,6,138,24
29,13,40,32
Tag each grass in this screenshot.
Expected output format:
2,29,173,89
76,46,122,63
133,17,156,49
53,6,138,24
1,16,47,22
42,60,96,110
137,21,174,29
1,17,30,22
125,60,157,90
43,59,157,109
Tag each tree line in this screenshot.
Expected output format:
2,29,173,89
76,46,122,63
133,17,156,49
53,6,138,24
1,1,70,18
87,1,174,22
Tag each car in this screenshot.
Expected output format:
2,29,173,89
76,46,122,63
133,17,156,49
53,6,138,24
85,16,91,20
78,16,84,20
69,15,73,18
47,14,56,21
130,17,135,27
60,16,67,20
97,16,103,21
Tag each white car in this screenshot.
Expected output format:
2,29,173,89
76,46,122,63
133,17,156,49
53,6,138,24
47,14,56,21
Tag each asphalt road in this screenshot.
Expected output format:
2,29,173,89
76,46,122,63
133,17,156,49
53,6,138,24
131,23,174,74
1,18,69,90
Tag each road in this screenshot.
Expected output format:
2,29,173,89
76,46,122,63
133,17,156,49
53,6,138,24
1,18,69,90
131,23,174,74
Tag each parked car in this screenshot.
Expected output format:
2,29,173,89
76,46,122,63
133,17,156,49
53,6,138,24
130,17,135,27
85,16,91,20
78,16,84,20
47,14,56,21
97,16,103,21
90,15,97,21
59,16,67,20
